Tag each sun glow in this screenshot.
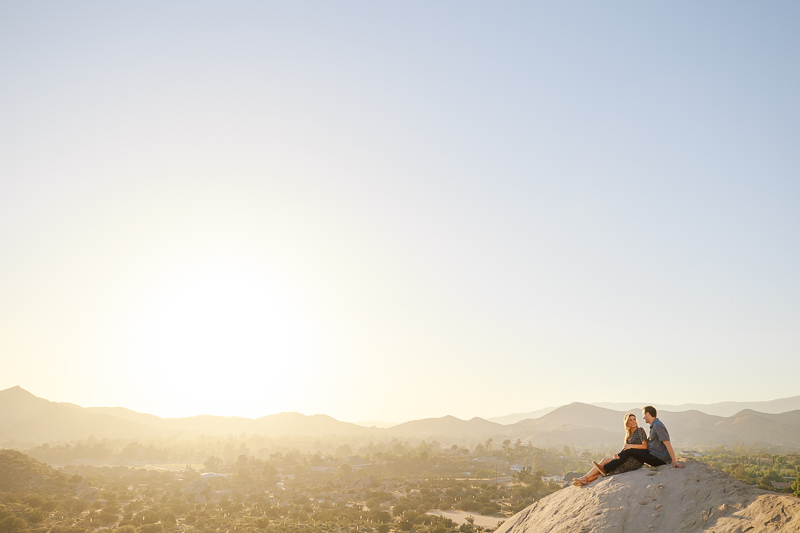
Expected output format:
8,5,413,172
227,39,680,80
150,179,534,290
120,256,317,417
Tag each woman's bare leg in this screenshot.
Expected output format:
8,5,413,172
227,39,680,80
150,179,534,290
575,457,614,484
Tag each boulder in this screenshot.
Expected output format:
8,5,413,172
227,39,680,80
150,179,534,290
496,460,800,533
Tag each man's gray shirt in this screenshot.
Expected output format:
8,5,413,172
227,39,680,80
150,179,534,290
648,418,671,463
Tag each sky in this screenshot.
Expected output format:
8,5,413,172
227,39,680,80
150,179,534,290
1,2,799,424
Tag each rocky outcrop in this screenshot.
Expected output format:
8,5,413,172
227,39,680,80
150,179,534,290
496,460,800,533
0,448,68,493
181,479,232,503
75,478,98,502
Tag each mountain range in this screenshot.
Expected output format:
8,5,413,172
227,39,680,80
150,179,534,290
2,386,800,450
591,396,800,417
488,396,800,424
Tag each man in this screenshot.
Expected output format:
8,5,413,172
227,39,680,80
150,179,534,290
593,406,684,476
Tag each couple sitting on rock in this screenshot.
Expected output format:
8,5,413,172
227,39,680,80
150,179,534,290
572,406,684,487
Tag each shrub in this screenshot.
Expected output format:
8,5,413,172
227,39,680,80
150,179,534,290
99,510,118,525
67,499,90,513
134,510,159,525
26,508,45,523
457,500,481,512
24,495,45,508
42,501,58,512
0,516,27,532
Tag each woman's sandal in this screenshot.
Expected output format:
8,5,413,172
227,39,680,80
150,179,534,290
572,477,590,487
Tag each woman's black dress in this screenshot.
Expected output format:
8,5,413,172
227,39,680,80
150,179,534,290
607,427,647,475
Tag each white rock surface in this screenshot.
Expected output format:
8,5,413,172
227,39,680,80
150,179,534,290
495,460,800,533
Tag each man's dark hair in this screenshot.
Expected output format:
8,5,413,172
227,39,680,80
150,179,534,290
643,406,657,418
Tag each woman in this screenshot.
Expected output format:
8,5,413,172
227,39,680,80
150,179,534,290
572,413,648,487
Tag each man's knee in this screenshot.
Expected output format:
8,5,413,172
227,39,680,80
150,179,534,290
628,450,650,461
639,453,664,466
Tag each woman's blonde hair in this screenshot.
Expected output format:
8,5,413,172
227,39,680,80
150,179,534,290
623,413,637,442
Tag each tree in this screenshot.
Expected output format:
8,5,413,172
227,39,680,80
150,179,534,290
393,503,410,517
513,467,533,484
26,509,45,523
792,473,800,498
336,444,353,458
204,456,223,472
0,516,27,532
262,462,279,486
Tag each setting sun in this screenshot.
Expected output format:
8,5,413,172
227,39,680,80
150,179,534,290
114,254,319,417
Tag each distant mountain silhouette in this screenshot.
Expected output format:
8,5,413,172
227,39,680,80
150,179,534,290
0,387,370,443
592,395,800,417
511,403,624,433
3,386,800,449
517,426,622,448
488,406,557,425
387,415,503,439
253,412,371,436
83,406,166,427
0,386,57,430
705,409,800,447
157,412,371,436
6,403,155,442
354,420,398,428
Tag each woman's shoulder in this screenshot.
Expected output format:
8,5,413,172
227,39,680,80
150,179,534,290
634,427,647,436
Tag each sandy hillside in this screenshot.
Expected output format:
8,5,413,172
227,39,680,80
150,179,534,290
495,459,800,533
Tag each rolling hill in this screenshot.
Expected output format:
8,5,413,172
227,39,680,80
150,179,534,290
3,386,800,450
593,395,800,417
0,448,70,493
0,387,372,443
386,415,504,439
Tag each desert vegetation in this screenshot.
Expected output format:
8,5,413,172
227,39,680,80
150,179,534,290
690,447,800,495
5,436,800,533
0,439,570,533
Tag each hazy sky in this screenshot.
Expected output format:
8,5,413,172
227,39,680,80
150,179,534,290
2,2,798,423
